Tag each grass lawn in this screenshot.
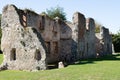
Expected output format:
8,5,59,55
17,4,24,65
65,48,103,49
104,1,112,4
0,54,3,64
0,54,120,80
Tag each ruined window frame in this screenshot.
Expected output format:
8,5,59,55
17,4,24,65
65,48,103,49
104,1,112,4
10,48,16,61
45,42,51,54
39,16,45,30
34,49,41,61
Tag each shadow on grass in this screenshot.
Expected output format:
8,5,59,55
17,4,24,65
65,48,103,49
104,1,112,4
74,53,120,65
47,63,58,69
48,54,120,69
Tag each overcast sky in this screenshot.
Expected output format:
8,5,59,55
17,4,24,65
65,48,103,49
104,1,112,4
0,0,120,34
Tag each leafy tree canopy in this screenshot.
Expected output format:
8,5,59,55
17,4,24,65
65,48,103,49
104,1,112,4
0,14,2,50
95,21,102,33
112,31,120,52
45,6,67,21
0,14,1,26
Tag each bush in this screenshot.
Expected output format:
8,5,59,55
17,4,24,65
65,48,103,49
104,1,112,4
0,14,2,51
95,21,102,33
112,32,120,52
45,6,67,21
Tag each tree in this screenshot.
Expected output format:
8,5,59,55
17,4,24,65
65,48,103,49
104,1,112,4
0,14,1,26
45,6,67,21
95,21,102,33
0,14,1,40
0,14,2,53
112,31,120,52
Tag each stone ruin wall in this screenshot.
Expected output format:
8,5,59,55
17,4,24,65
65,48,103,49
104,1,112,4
0,4,113,71
26,9,72,63
26,11,61,63
1,5,47,71
95,27,112,56
85,18,96,58
71,13,98,60
72,12,86,60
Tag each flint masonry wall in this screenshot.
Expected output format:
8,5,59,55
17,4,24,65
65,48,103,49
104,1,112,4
26,12,61,63
72,12,86,60
59,21,72,63
26,10,73,63
95,33,103,56
1,5,47,71
84,18,96,58
71,13,96,60
26,11,72,63
95,27,112,56
0,4,113,71
100,27,112,55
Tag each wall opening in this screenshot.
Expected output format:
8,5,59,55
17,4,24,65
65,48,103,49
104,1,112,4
35,49,41,61
53,42,58,54
19,10,27,28
39,21,44,30
86,23,89,31
39,16,45,30
10,48,16,61
45,42,51,54
22,14,27,27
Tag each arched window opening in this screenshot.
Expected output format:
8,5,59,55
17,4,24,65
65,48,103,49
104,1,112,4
35,49,41,61
45,42,51,54
22,15,27,27
10,48,16,61
39,16,45,30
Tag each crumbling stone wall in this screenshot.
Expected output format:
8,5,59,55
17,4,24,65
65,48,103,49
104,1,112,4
72,12,86,60
1,4,47,71
84,18,96,58
100,27,112,55
59,20,72,63
95,33,103,56
95,27,112,56
0,4,113,71
26,12,61,63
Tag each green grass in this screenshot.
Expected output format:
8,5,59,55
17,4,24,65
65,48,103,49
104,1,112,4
0,54,3,64
0,54,120,80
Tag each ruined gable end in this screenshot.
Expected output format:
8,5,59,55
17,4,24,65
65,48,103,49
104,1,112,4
0,4,47,71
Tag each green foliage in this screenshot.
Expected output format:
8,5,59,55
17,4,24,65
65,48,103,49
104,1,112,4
0,14,2,46
0,28,2,44
0,14,2,48
45,6,67,21
95,21,102,33
0,53,120,80
41,12,46,15
0,14,1,25
112,31,120,52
